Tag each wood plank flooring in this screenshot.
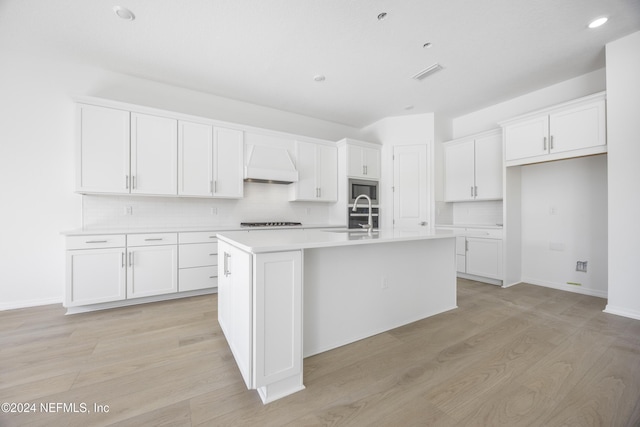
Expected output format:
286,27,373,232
1,279,639,426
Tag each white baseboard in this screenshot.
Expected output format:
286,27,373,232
457,272,502,286
603,305,640,321
0,297,63,311
520,276,607,298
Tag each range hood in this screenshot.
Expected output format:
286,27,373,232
244,144,299,184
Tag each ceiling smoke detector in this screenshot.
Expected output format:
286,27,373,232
411,63,443,81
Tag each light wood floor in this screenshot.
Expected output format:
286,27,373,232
2,279,639,427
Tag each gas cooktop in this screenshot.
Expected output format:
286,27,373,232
240,222,302,227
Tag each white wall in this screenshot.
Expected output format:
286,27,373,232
361,114,435,228
605,31,640,319
520,156,608,297
0,51,363,310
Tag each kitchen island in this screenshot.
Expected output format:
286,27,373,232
216,228,457,403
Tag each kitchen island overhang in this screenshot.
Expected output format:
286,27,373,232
216,228,457,403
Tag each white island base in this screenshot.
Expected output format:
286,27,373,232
216,229,456,403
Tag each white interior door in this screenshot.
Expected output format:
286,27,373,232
393,145,429,229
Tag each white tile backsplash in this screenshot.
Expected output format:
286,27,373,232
82,182,336,230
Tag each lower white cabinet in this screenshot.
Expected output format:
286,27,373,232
440,227,503,284
66,247,127,307
178,232,219,292
218,240,303,400
127,245,178,299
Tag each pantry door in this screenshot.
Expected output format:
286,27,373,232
393,144,430,229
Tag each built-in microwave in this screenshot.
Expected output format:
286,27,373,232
349,178,379,205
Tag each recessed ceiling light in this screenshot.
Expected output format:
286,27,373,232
377,12,387,21
588,16,608,28
411,63,443,81
313,75,326,82
423,42,433,49
404,105,415,111
113,6,135,21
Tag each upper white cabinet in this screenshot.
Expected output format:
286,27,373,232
444,129,502,202
346,142,380,180
178,121,243,198
76,105,178,195
76,104,130,194
289,141,337,202
131,113,178,195
502,92,606,166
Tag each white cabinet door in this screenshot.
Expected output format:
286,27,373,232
127,245,178,298
253,250,302,388
66,248,126,307
131,113,178,195
504,116,549,162
213,127,244,198
549,99,606,154
317,144,338,201
444,139,475,201
393,145,429,228
218,242,254,388
292,141,318,200
455,236,466,273
466,237,503,280
178,121,213,196
347,144,380,179
76,104,130,193
474,132,503,200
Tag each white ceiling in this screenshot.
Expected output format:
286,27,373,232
2,0,639,128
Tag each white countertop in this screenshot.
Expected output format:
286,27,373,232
61,224,344,236
435,223,503,229
217,227,455,253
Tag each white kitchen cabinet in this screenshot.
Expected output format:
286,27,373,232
65,235,127,307
178,232,219,292
76,104,130,194
466,237,503,280
346,142,380,179
178,122,244,198
218,240,303,397
218,241,254,388
130,113,178,195
289,141,337,202
126,233,178,299
503,92,606,166
76,105,178,196
444,129,502,201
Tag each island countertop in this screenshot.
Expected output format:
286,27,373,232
216,227,455,253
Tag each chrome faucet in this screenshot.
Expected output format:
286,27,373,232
352,194,373,234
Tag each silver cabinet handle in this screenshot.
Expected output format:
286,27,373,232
209,236,217,239
543,137,547,151
132,176,136,189
144,238,163,241
419,221,427,226
550,135,554,150
209,253,216,256
209,276,216,279
122,252,125,268
85,240,107,244
465,240,469,252
223,252,231,277
474,186,478,197
214,180,217,193
128,252,133,267
471,186,474,197
210,180,213,194
126,175,129,190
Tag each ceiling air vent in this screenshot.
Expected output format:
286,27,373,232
411,63,443,81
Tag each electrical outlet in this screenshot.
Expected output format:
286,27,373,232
576,261,588,272
210,207,217,215
381,277,388,290
125,206,133,215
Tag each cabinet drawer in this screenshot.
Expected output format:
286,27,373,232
179,266,218,292
466,228,503,239
128,233,178,247
178,231,219,244
179,243,218,268
67,235,126,250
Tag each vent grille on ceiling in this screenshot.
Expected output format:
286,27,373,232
411,63,443,80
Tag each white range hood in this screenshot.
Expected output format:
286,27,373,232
244,144,299,184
